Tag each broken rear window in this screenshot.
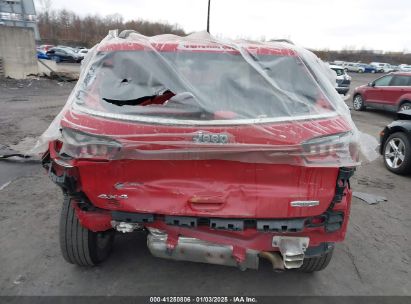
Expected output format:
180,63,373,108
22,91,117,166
75,48,336,123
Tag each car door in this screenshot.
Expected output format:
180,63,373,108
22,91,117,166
381,75,411,110
59,50,69,61
365,75,393,107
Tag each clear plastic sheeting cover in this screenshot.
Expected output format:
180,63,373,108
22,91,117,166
34,30,378,167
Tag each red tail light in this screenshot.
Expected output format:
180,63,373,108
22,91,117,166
59,128,122,159
302,132,359,166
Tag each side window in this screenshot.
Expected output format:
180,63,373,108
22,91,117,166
374,75,393,86
332,68,343,76
390,76,410,86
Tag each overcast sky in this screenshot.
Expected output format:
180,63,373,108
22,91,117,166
35,0,411,52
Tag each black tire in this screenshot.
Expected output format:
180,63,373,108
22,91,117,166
299,247,334,273
398,102,411,112
383,132,411,175
353,94,366,111
59,196,115,266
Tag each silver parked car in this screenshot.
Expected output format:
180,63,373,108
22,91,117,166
343,62,365,73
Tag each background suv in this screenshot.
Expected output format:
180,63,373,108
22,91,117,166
46,47,83,63
330,64,351,95
358,64,376,73
380,110,411,174
343,62,365,73
353,72,411,112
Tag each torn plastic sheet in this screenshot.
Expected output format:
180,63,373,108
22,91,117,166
33,30,378,166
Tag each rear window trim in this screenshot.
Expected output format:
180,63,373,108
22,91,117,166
73,102,338,126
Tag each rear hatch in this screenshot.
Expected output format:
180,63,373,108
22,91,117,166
58,40,356,219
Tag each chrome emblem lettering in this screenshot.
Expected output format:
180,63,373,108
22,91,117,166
290,200,320,207
193,132,229,144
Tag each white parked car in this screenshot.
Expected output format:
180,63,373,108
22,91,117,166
370,62,390,73
330,65,351,95
78,49,89,55
399,65,411,72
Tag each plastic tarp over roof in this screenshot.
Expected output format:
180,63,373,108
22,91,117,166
34,30,378,167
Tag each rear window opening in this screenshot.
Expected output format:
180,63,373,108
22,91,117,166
103,89,175,107
75,49,337,122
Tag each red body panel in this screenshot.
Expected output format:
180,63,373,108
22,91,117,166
77,159,339,218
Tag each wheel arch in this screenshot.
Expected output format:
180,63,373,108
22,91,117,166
397,99,411,111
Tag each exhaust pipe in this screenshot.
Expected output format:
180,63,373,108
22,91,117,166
259,251,284,271
272,236,309,269
147,229,259,270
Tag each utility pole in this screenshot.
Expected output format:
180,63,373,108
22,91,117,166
207,0,211,33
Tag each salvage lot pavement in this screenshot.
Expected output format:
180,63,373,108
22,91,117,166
0,73,410,296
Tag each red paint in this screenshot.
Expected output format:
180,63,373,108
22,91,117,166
49,132,354,252
73,203,113,232
97,41,297,57
75,159,339,218
48,111,354,250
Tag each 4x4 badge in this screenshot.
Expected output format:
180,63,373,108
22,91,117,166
98,194,128,200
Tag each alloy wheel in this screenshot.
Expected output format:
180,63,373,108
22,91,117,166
400,104,411,111
384,138,406,169
353,95,363,110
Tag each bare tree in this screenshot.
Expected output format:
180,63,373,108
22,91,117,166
37,9,185,47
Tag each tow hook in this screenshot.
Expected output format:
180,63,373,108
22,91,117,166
111,220,141,233
272,236,309,269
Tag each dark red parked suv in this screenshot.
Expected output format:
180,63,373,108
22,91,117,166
353,72,411,112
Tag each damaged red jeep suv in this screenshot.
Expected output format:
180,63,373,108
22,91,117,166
41,31,359,272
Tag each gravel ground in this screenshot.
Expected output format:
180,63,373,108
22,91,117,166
0,74,410,296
